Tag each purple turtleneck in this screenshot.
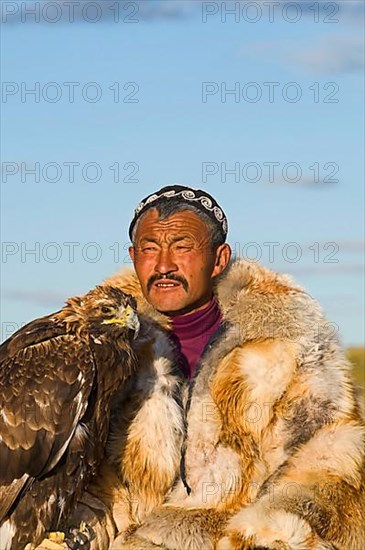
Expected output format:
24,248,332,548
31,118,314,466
170,297,222,379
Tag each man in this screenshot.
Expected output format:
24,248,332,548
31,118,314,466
39,185,365,550
127,186,231,380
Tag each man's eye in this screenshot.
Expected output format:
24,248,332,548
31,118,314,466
142,246,157,252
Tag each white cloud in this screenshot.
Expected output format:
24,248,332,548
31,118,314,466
3,289,66,306
240,32,364,75
290,34,364,75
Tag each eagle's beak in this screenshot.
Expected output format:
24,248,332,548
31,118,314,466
102,305,140,339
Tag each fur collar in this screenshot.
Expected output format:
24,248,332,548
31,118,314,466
103,259,324,348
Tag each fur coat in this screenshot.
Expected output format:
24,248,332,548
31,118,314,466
63,259,365,550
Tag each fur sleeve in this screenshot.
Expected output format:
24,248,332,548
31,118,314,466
218,421,365,550
217,340,365,550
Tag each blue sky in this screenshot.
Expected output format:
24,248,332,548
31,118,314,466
1,0,364,345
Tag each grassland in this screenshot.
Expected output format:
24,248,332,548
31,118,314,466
346,347,365,394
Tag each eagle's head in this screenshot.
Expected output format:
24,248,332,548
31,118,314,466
64,285,140,339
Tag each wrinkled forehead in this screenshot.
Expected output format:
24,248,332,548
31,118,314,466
134,208,210,240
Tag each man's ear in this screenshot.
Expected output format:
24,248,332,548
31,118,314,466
129,245,135,263
211,243,231,278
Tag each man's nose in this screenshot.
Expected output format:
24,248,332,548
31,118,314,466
154,248,178,274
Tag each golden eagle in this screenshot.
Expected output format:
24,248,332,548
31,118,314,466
0,285,140,549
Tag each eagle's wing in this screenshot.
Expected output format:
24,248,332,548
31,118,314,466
0,317,95,521
0,475,30,526
0,312,66,361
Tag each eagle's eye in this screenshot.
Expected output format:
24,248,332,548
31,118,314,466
101,305,114,315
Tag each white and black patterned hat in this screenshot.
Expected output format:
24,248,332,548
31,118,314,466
129,185,228,241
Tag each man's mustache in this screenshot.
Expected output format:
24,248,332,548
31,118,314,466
147,273,189,293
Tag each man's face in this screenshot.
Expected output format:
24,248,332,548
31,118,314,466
129,208,230,315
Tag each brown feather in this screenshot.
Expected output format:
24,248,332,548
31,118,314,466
0,475,29,521
0,285,138,549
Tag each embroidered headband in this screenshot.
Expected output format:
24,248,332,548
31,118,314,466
129,185,228,241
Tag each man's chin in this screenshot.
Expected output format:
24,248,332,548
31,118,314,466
149,297,191,316
147,287,187,314
152,300,188,316
147,288,212,317
153,299,206,317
